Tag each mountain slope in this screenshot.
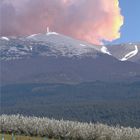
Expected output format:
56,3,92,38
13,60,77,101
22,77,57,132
106,43,140,64
0,33,140,84
2,55,140,84
0,33,100,60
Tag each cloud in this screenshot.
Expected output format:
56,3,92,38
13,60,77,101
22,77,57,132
0,0,124,44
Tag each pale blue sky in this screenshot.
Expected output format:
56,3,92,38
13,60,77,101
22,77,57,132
111,0,140,44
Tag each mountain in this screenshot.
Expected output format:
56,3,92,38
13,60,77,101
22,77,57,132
1,33,140,127
106,43,140,64
0,32,140,85
0,32,100,60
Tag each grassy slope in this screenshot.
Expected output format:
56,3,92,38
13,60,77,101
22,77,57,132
0,134,55,140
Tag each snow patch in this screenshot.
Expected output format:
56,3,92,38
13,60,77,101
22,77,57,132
80,44,86,47
29,46,33,51
121,45,138,61
46,32,59,36
1,37,10,41
27,34,38,38
101,46,111,55
9,47,18,52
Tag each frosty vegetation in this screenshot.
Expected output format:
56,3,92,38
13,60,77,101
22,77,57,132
0,114,140,140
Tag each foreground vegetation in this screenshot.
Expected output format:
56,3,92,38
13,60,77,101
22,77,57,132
0,115,140,140
1,81,140,127
0,133,54,140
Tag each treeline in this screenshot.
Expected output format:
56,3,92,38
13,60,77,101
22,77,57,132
0,115,140,140
1,81,140,127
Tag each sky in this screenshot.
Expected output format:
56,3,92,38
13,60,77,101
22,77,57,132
0,0,123,45
0,0,139,44
111,0,140,44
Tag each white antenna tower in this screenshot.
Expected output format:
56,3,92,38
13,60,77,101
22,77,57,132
47,27,50,33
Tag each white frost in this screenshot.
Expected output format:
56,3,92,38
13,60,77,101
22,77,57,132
80,44,86,47
121,45,138,61
27,34,38,38
29,46,33,51
101,46,111,55
1,37,10,41
46,32,59,36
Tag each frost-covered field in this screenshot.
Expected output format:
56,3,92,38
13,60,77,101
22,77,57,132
0,115,140,140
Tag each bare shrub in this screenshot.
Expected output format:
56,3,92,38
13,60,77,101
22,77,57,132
0,114,140,140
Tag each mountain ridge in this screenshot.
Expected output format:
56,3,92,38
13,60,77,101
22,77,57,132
1,33,140,85
0,33,140,63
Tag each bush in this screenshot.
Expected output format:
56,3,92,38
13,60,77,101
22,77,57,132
0,114,140,140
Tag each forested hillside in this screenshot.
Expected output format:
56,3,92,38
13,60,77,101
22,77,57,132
1,81,140,127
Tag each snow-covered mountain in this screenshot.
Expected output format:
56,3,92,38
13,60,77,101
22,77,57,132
1,32,140,84
0,32,101,60
106,43,140,64
1,33,140,63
